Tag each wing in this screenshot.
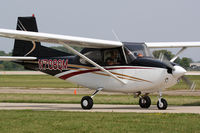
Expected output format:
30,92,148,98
0,56,37,61
0,29,126,84
0,29,123,48
146,42,200,48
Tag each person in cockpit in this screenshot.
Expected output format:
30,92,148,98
106,50,121,65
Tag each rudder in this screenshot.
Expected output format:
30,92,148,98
13,16,41,57
12,15,71,58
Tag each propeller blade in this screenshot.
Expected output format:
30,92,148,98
181,76,196,91
158,53,174,69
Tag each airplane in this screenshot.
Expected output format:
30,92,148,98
0,15,199,110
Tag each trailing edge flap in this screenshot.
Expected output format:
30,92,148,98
0,56,37,61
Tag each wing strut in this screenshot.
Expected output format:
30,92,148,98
61,43,126,85
170,47,187,62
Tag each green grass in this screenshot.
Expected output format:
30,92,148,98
0,75,199,90
169,75,200,90
0,93,200,106
0,110,199,133
0,75,78,88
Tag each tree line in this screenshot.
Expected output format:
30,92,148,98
152,50,193,69
0,48,196,71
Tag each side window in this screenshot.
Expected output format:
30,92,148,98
124,47,136,63
80,50,103,65
104,49,122,66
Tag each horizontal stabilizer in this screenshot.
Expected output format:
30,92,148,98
0,56,37,61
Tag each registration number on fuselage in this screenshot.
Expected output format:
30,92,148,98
38,59,68,71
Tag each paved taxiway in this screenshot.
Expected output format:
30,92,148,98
0,103,200,114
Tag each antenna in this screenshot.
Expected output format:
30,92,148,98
112,29,128,64
112,29,120,42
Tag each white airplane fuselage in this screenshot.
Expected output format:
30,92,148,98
55,65,183,93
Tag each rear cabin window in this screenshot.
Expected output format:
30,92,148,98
103,49,122,66
80,48,124,66
80,50,103,65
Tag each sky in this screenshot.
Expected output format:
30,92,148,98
0,0,200,61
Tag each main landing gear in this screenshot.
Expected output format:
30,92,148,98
139,95,151,108
81,88,103,110
135,91,168,110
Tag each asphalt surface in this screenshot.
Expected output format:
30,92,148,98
0,103,199,114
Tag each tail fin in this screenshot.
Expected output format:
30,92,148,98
13,16,71,57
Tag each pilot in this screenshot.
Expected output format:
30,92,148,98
137,53,143,57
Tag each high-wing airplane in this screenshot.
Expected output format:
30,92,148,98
0,15,199,110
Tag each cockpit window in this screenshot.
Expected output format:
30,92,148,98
124,42,152,57
79,48,124,66
123,42,152,63
104,49,122,65
80,50,103,65
123,42,152,57
124,47,136,63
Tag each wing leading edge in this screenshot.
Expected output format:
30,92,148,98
146,42,200,48
0,29,123,48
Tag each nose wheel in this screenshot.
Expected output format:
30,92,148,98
139,95,151,108
157,98,168,110
157,91,168,110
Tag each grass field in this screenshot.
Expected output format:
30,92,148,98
0,75,200,90
0,110,199,133
0,75,200,133
0,75,78,88
0,75,200,106
0,93,199,106
170,75,200,90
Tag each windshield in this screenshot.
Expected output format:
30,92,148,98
123,42,152,63
123,42,152,56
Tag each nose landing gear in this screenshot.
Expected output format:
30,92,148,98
157,92,168,110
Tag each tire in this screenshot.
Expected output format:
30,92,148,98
81,96,93,110
139,96,151,108
157,98,168,110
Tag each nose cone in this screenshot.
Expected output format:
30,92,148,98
173,66,187,78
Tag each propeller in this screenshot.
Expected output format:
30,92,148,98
158,52,196,91
158,53,174,70
181,76,196,91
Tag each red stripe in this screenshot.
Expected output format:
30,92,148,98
59,67,152,80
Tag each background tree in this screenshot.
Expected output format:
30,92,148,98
0,51,24,71
152,50,193,69
179,57,193,69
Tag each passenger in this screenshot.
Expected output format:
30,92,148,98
106,50,120,65
106,58,115,65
